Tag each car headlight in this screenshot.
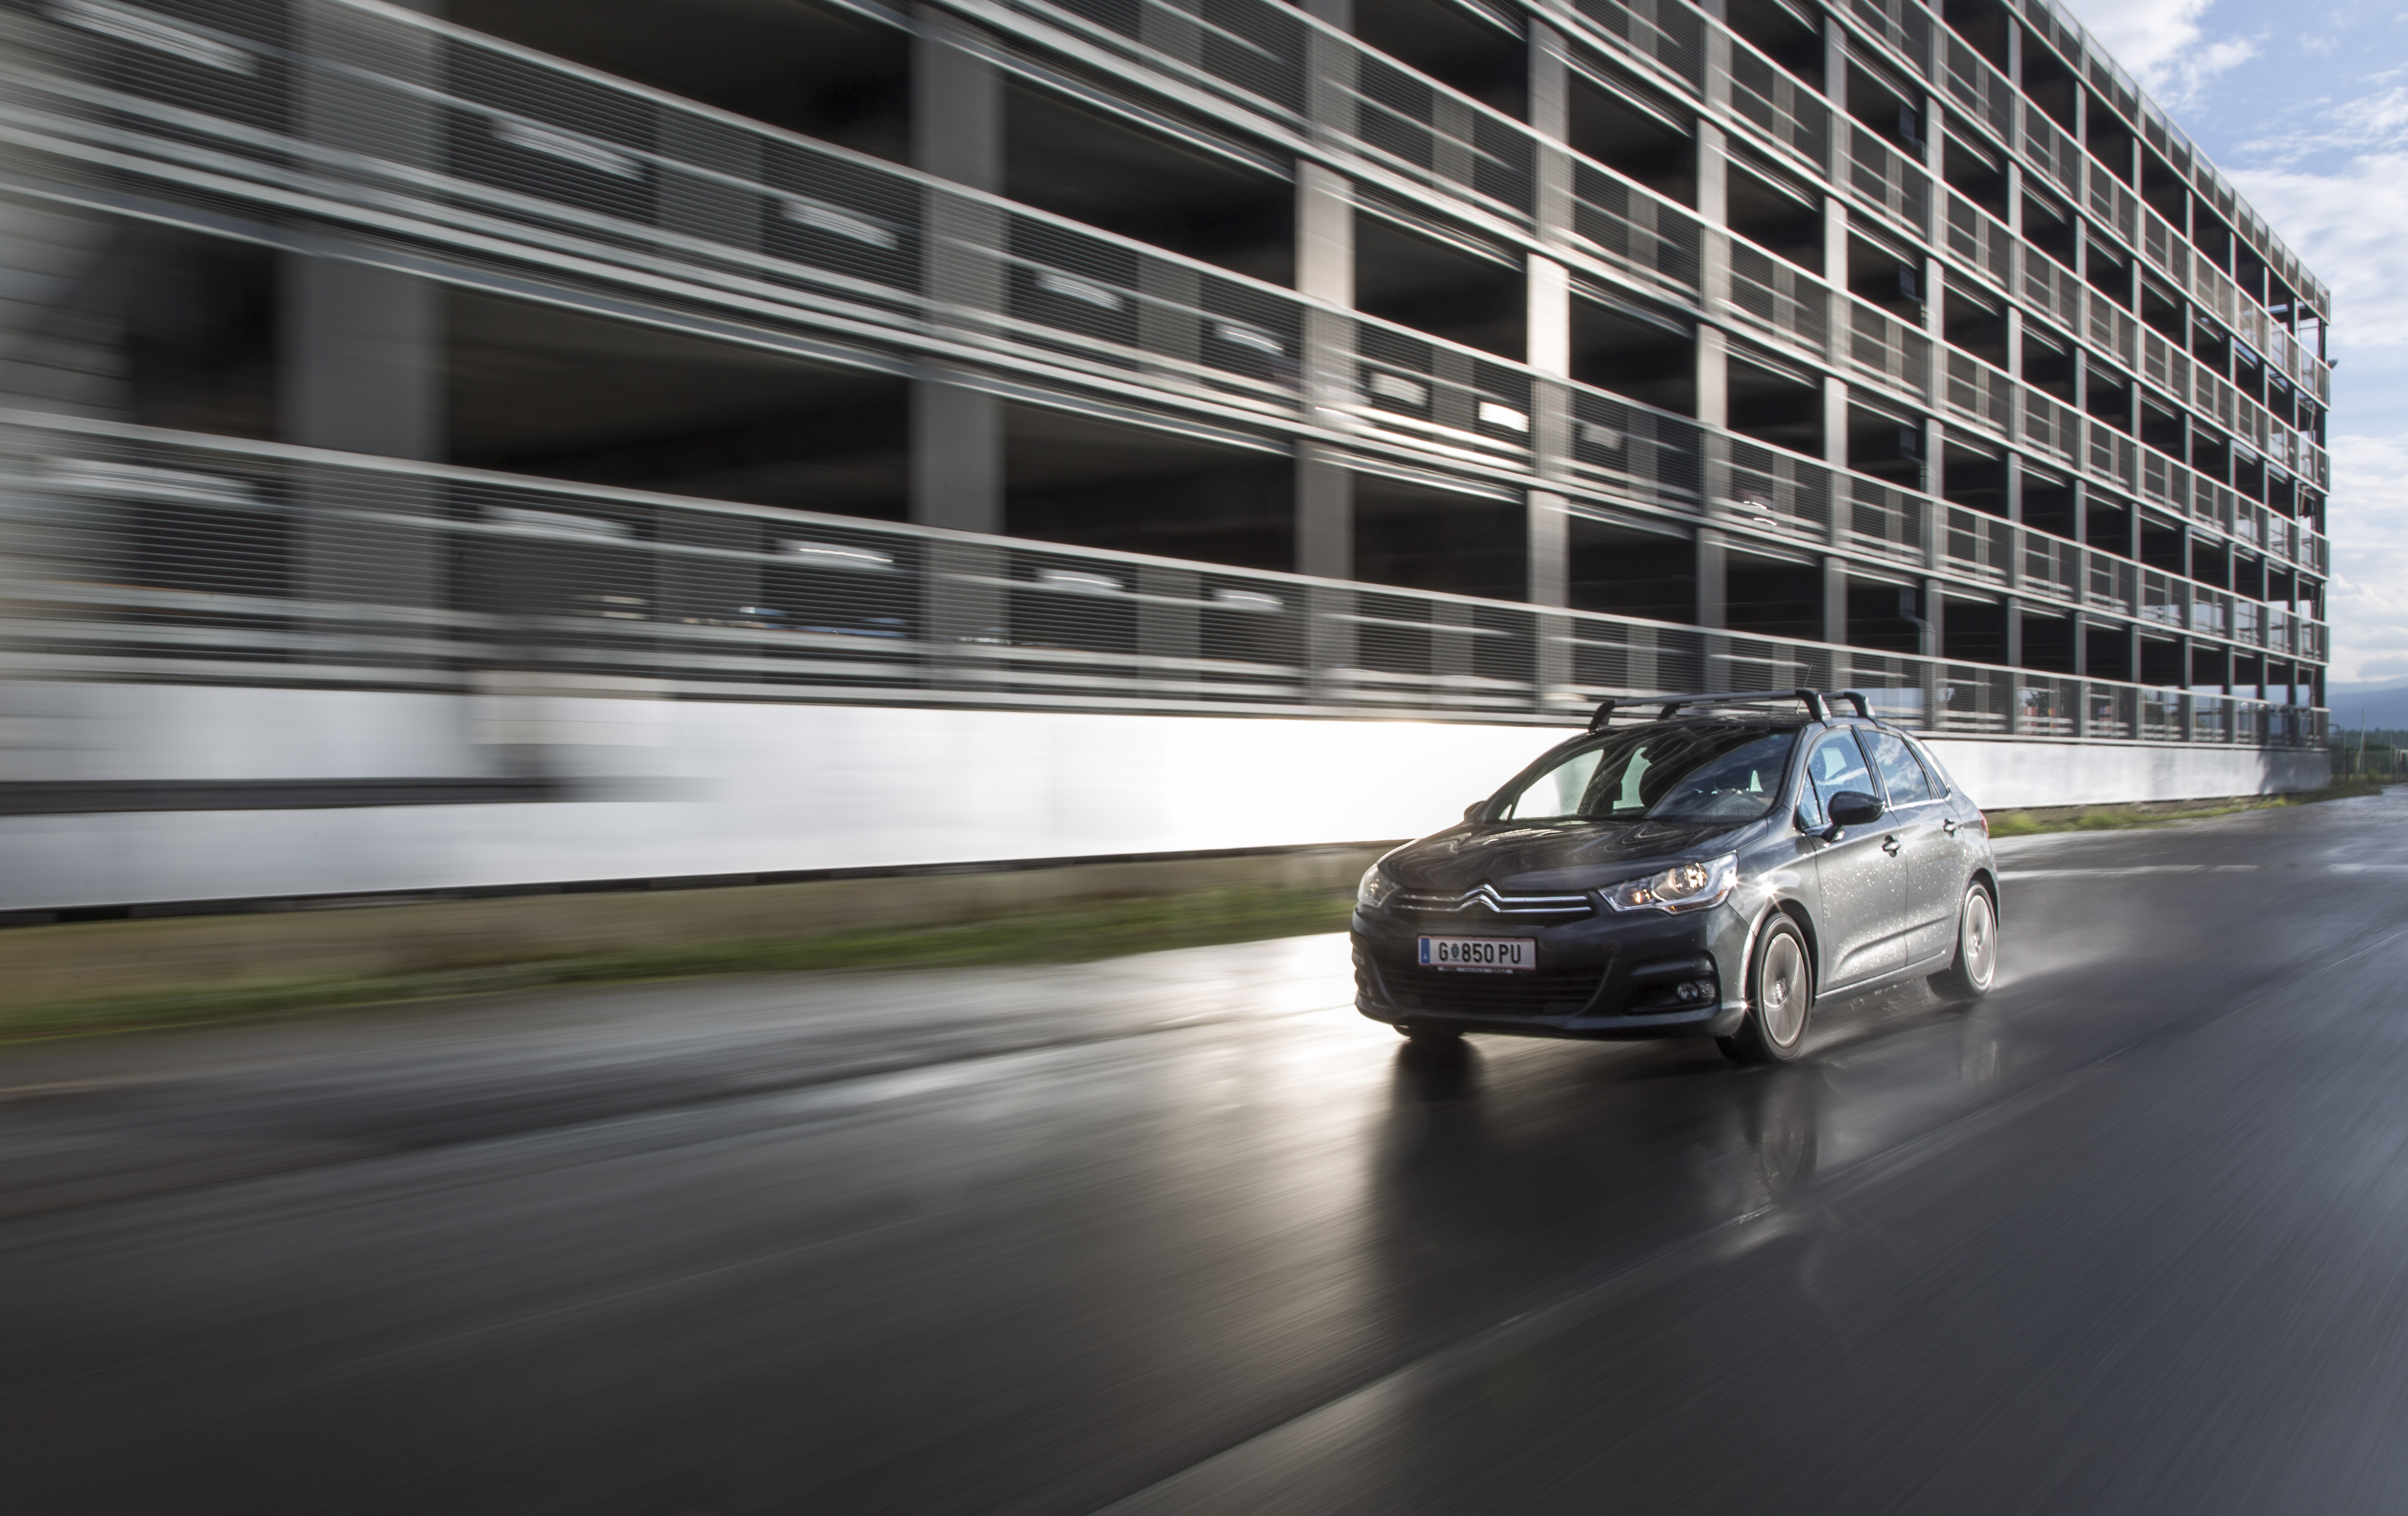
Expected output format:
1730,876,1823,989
1603,854,1738,914
1356,864,1400,911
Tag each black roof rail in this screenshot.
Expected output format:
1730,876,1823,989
1588,689,1829,730
1833,690,1874,719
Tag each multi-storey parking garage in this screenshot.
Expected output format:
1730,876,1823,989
0,0,2333,899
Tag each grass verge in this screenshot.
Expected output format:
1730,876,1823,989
1985,779,2387,837
0,885,1356,1047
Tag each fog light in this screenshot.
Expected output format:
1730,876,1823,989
1675,979,1715,1004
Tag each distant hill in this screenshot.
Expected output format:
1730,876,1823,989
2327,680,2408,731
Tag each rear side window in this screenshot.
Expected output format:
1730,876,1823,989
1864,730,1934,805
1906,736,1953,796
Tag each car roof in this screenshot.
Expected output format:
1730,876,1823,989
1585,688,1891,731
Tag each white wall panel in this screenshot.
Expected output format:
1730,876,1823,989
0,685,2332,911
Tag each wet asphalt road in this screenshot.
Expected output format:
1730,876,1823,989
7,792,2408,1514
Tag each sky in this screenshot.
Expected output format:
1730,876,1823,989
2057,0,2408,686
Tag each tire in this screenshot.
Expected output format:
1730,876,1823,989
1927,882,1999,1003
1719,915,1814,1066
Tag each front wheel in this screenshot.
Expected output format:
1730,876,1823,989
1927,882,1999,1003
1719,915,1813,1066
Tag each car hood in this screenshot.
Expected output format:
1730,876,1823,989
1384,817,1759,894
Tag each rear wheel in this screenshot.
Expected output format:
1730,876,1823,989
1928,883,1998,1003
1719,915,1813,1066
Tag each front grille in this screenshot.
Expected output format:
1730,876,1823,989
1374,961,1607,1019
1393,884,1594,922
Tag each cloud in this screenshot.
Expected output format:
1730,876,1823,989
2324,431,2408,683
2227,152,2408,347
2060,0,2257,106
2241,86,2408,165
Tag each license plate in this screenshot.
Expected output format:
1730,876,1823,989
1418,936,1536,973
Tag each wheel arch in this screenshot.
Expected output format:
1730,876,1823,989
1970,864,2000,924
1751,895,1820,993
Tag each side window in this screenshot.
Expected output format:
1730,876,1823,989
1865,730,1934,805
1905,736,1953,797
1803,732,1874,821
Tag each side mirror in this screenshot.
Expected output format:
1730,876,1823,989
1463,802,1487,824
1827,790,1885,830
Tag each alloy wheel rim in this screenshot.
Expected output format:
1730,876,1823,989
1963,891,1996,989
1760,933,1808,1046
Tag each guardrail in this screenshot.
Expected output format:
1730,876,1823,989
0,412,2325,748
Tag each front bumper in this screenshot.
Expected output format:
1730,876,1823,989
1351,901,1755,1040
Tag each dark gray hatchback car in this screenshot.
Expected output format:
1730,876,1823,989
1352,690,1999,1064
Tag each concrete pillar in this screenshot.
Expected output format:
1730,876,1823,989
2004,596,2024,668
1695,121,1729,430
1821,554,1848,646
1696,327,1730,432
281,254,441,473
1697,527,1728,693
1527,491,1570,609
911,384,1003,536
1822,198,1851,342
912,9,1009,670
1294,2,1357,695
911,7,1004,538
1696,528,1728,630
1528,20,1571,152
2001,451,2024,601
1295,159,1355,583
1296,160,1354,311
1525,31,1576,699
281,0,446,654
1296,440,1352,581
1527,256,1571,380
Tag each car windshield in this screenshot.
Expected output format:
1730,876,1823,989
1498,725,1798,824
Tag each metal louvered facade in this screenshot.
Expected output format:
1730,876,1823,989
0,0,2330,746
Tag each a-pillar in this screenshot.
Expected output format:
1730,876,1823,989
281,0,444,639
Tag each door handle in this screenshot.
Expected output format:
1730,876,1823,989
1881,836,1903,856
1942,818,1960,836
